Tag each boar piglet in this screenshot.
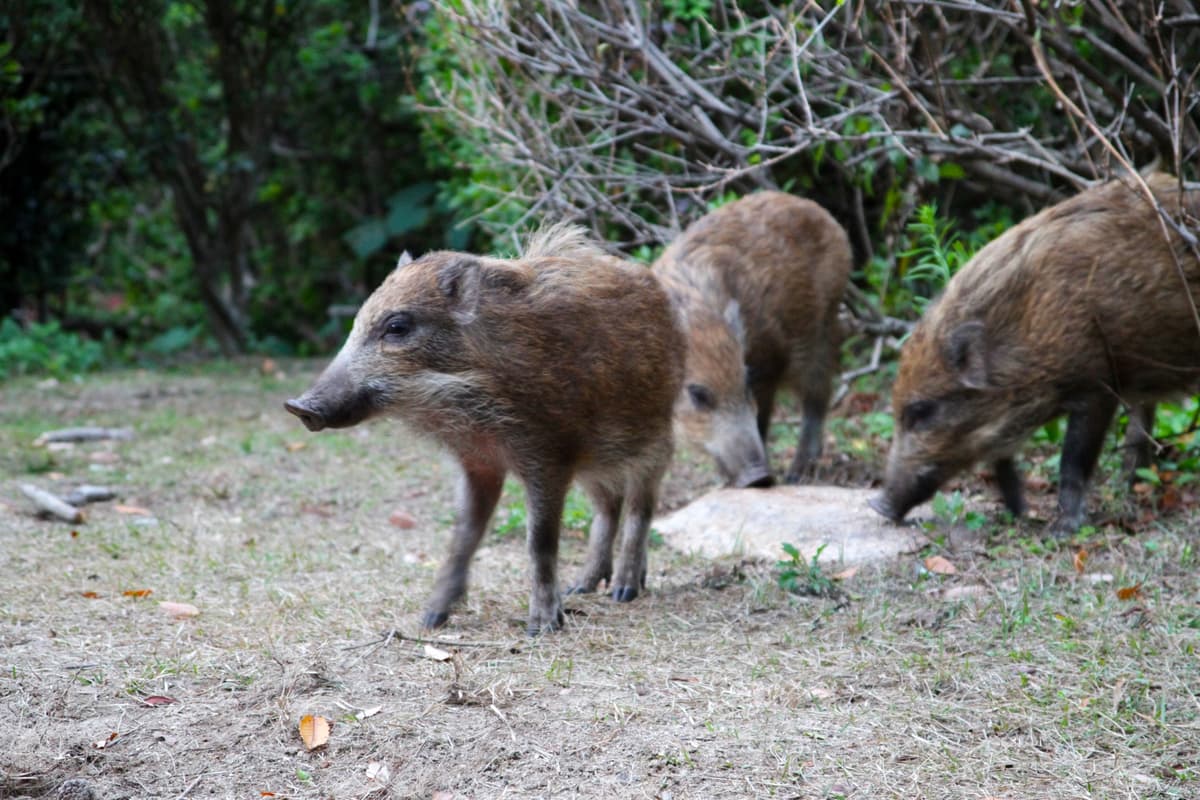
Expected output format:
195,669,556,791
285,226,685,634
656,192,851,486
871,173,1200,536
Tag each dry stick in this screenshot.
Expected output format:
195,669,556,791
342,629,511,651
833,335,887,408
173,775,203,800
19,484,84,523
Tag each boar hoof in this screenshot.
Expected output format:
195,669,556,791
735,468,775,489
1046,515,1081,539
611,585,639,603
526,606,565,637
867,493,902,522
420,609,450,630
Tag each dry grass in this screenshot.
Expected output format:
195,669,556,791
1,363,1197,799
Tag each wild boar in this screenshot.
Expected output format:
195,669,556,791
285,226,685,634
871,173,1200,535
655,192,852,486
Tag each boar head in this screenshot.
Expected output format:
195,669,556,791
285,252,502,433
674,300,773,488
871,319,1045,521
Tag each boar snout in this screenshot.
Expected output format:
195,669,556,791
285,362,376,432
871,460,945,523
735,465,775,489
284,398,328,432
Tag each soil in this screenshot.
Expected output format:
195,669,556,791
1,363,1197,799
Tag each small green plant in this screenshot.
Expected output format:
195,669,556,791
929,490,987,531
776,542,836,597
545,657,573,686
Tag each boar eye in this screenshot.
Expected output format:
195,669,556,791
687,383,716,411
901,399,937,430
383,313,414,340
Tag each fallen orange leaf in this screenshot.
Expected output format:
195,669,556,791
159,601,200,619
142,695,178,706
832,566,858,581
1073,549,1088,574
285,441,307,452
389,509,417,529
122,588,153,598
924,555,957,575
114,504,151,516
299,714,331,751
1116,583,1143,601
92,732,118,749
81,591,100,599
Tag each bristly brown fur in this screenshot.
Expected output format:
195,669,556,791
655,191,852,485
880,172,1200,534
287,230,686,633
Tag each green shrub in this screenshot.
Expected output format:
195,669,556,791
0,318,105,378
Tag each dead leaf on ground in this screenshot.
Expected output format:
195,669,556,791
1073,548,1088,574
285,441,307,452
80,591,100,599
924,555,957,575
122,588,153,598
92,732,118,749
114,504,151,516
159,601,200,619
832,566,858,581
1117,583,1143,601
299,714,331,751
142,695,178,707
365,761,390,785
937,584,988,601
389,509,418,529
423,644,453,662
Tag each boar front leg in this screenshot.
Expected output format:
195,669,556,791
522,470,570,635
422,459,505,629
1049,394,1117,537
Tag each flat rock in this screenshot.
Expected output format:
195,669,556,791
656,485,929,565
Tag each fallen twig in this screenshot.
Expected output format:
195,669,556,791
342,629,512,651
34,427,134,446
19,484,84,523
63,485,116,506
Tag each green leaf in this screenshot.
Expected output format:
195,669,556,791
343,220,389,259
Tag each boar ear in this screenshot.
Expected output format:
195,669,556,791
723,299,745,347
945,320,990,389
438,257,483,324
395,251,413,270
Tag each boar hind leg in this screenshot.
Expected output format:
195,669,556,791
611,460,668,603
1121,403,1156,481
522,470,570,636
1050,394,1118,538
567,486,622,594
422,461,506,630
994,457,1026,517
785,379,833,485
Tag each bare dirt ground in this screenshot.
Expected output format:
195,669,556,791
2,363,1198,800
